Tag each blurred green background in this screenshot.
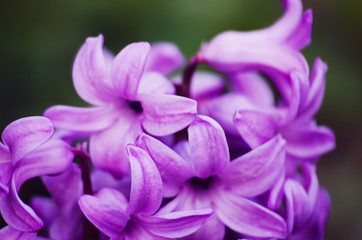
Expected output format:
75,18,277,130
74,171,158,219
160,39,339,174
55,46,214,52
0,0,361,239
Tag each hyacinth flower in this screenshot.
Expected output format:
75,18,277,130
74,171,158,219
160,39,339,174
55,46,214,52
198,0,311,82
44,35,197,177
197,0,312,115
192,0,313,145
184,0,335,163
31,164,83,239
31,150,131,239
136,115,287,239
233,58,335,162
289,189,330,240
239,179,330,240
191,68,316,166
0,117,74,234
181,2,334,223
283,164,321,234
78,144,213,239
0,0,335,238
171,0,324,157
191,0,310,125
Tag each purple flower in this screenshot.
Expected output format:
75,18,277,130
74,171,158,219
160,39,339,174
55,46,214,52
31,164,83,239
0,225,37,240
191,0,335,164
196,0,314,135
78,145,213,239
290,188,330,240
199,0,311,77
31,147,130,239
137,115,287,239
0,0,335,238
44,35,197,177
144,42,185,75
233,58,335,162
283,164,331,240
0,117,74,233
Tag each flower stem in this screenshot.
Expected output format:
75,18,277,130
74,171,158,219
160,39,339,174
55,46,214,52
74,149,99,240
175,55,200,143
177,55,200,98
78,151,93,195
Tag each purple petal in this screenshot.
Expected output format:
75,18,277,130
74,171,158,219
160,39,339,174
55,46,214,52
0,226,37,240
0,177,43,231
90,114,142,177
139,93,197,136
230,71,274,107
199,0,310,76
189,71,225,100
201,33,309,77
48,213,83,240
122,226,166,240
30,197,58,227
291,188,331,240
182,215,226,240
234,109,279,149
214,192,286,239
138,72,175,95
144,42,185,75
78,188,130,238
0,144,12,196
284,179,312,233
205,93,257,135
1,140,72,230
91,169,131,195
188,115,230,178
2,116,54,164
138,208,213,238
220,135,286,197
111,42,151,101
2,139,72,230
281,122,335,159
72,34,115,105
44,104,120,133
283,70,302,123
266,0,304,43
42,164,83,214
302,163,319,208
0,143,10,161
158,184,212,214
126,145,163,215
173,140,192,164
13,139,74,188
298,58,327,121
316,188,331,228
267,167,286,210
285,9,313,50
136,134,193,197
51,129,88,145
200,0,304,50
0,168,11,196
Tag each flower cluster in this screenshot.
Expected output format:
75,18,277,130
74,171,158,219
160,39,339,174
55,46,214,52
0,0,335,239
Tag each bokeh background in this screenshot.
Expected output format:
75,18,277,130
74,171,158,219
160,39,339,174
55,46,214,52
0,0,361,239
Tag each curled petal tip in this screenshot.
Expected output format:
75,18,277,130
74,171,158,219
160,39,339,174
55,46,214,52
111,42,151,101
305,9,313,23
2,116,54,164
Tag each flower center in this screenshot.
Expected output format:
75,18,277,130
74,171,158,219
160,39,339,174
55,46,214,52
128,101,143,113
189,176,214,190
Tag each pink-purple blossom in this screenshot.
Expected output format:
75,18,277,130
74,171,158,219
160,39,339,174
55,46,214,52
0,0,335,239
